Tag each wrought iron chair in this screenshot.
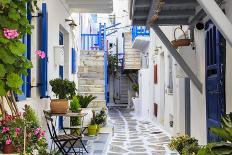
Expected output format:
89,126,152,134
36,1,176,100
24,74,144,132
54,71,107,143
43,110,88,155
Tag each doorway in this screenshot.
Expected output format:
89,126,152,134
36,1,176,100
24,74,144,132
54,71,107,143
205,21,226,142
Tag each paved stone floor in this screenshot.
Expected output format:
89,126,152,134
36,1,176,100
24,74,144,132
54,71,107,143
106,108,172,155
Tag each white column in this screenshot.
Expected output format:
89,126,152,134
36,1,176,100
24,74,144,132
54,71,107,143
196,0,232,46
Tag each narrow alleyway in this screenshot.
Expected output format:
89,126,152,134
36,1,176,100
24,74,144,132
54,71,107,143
107,108,173,155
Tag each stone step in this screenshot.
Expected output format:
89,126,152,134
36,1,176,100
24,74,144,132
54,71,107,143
78,78,104,85
80,50,104,57
79,60,104,67
78,66,104,73
80,56,104,61
88,100,106,108
78,85,104,92
78,72,104,78
79,92,105,100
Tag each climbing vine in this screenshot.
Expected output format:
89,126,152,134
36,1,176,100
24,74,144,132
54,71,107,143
0,0,38,116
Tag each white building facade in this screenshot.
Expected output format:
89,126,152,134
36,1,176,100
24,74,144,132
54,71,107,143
130,0,232,145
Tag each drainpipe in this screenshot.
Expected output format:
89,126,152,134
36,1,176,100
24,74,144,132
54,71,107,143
196,0,232,46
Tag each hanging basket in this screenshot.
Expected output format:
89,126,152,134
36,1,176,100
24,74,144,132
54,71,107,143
171,27,191,49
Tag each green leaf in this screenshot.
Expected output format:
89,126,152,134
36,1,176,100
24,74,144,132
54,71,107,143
0,49,16,64
8,9,20,20
0,80,6,96
210,128,232,142
6,73,23,88
9,42,26,56
0,0,10,5
0,64,6,78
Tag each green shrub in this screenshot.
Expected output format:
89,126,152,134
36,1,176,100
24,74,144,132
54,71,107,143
169,135,199,155
70,96,81,113
95,108,107,125
76,95,97,108
132,83,139,92
49,78,76,99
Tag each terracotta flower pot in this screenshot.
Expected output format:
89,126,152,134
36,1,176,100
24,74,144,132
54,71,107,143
50,99,68,114
2,144,16,154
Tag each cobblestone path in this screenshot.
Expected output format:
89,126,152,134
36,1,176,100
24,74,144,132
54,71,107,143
106,108,172,155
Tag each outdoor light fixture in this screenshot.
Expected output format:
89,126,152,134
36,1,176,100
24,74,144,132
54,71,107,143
65,19,77,28
196,22,205,30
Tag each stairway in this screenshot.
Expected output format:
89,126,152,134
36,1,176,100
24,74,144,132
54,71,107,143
78,50,106,108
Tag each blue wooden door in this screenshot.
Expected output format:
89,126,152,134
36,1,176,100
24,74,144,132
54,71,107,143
205,22,226,142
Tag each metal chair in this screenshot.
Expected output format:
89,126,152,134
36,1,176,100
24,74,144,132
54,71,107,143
43,110,88,155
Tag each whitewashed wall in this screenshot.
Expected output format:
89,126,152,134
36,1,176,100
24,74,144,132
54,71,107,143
16,0,80,145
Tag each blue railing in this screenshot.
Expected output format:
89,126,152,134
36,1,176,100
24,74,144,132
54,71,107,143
81,34,100,50
132,26,150,41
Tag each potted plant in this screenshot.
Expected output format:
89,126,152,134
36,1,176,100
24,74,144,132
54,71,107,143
132,83,139,97
49,78,76,113
88,110,98,136
76,95,97,108
0,105,48,154
70,96,81,134
95,108,107,133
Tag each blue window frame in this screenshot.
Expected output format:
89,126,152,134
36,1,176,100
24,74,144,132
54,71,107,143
58,31,64,129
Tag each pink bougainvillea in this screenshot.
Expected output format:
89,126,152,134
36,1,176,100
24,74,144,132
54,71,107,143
3,28,19,39
35,50,46,59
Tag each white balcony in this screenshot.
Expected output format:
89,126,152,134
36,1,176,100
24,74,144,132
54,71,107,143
66,0,113,13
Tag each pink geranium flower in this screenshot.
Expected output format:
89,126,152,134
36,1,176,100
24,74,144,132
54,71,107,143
5,138,12,145
35,50,46,59
34,128,41,135
3,28,19,39
38,130,45,140
2,127,9,133
15,128,21,135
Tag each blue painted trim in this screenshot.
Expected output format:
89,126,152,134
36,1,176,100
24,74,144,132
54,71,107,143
26,3,32,97
81,34,99,36
103,23,108,105
132,26,150,41
41,3,48,98
72,48,77,74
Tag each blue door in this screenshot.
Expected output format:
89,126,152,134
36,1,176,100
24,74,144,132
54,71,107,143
205,22,226,142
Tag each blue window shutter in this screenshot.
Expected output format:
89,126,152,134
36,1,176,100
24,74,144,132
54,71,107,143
26,3,32,97
41,3,48,98
72,48,77,74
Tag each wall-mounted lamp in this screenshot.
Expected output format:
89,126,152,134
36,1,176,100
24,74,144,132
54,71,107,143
65,19,77,29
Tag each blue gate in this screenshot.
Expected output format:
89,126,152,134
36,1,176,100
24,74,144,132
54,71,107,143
205,21,226,142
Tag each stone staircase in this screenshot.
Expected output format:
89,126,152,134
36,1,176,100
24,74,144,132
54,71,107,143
78,50,106,108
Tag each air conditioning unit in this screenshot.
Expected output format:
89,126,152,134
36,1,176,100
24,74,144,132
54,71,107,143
54,45,64,66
